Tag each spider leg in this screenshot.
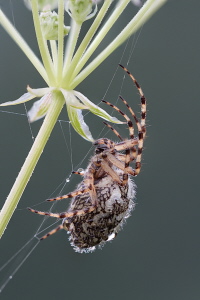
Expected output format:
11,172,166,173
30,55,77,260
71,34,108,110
40,224,64,240
102,100,135,139
118,66,147,176
28,206,96,219
121,148,131,185
113,135,143,176
105,152,135,176
29,205,97,240
119,96,141,132
28,207,62,218
133,131,144,176
46,186,92,202
115,153,127,161
114,139,138,151
83,163,97,205
94,157,106,179
48,164,97,204
103,122,123,141
94,138,115,149
100,156,121,184
72,170,85,176
115,153,135,163
119,64,147,137
102,99,137,162
108,150,129,185
119,95,144,169
118,95,143,180
100,123,134,183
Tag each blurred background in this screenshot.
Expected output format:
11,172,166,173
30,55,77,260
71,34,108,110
0,0,200,299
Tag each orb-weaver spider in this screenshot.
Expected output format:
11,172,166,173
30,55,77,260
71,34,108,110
28,65,147,253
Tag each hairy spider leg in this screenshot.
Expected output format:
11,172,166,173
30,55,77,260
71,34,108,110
46,186,92,202
102,121,123,141
99,155,121,183
119,64,146,137
29,161,105,240
28,207,96,240
102,65,147,177
72,170,85,176
100,122,135,184
102,100,135,140
95,139,139,181
103,152,136,176
102,95,137,181
95,104,133,185
113,139,138,152
28,206,95,218
119,65,147,176
119,96,141,132
40,224,64,240
119,92,145,167
83,163,97,205
93,138,115,150
47,160,99,204
118,95,142,179
102,99,136,184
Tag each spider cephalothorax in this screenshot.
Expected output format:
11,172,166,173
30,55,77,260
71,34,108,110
28,65,147,253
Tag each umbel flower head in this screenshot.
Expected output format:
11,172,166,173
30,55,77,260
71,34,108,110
0,0,166,142
0,0,127,141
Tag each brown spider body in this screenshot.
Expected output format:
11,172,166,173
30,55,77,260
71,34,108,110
28,65,147,253
63,162,136,253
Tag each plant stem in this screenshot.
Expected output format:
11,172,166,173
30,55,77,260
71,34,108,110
0,91,65,239
62,19,81,86
31,0,56,85
70,0,167,89
0,9,49,85
50,40,58,71
70,0,130,82
61,0,112,87
57,0,65,84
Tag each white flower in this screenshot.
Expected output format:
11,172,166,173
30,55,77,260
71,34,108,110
0,86,123,142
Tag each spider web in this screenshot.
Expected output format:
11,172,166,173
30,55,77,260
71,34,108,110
0,0,144,294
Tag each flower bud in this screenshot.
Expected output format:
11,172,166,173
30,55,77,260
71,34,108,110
66,0,97,24
40,11,70,40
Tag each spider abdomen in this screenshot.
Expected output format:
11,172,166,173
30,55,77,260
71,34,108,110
63,174,136,253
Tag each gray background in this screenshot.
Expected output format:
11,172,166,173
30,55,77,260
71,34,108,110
0,0,200,299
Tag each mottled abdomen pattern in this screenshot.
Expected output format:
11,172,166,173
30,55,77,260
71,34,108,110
63,173,136,253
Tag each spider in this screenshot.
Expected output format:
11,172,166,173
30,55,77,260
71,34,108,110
28,65,147,253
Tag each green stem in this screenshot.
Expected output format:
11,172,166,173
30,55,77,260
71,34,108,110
61,0,112,88
50,40,58,71
0,91,65,238
57,0,65,84
0,9,49,85
71,0,130,82
70,0,167,89
62,19,81,86
31,0,56,86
